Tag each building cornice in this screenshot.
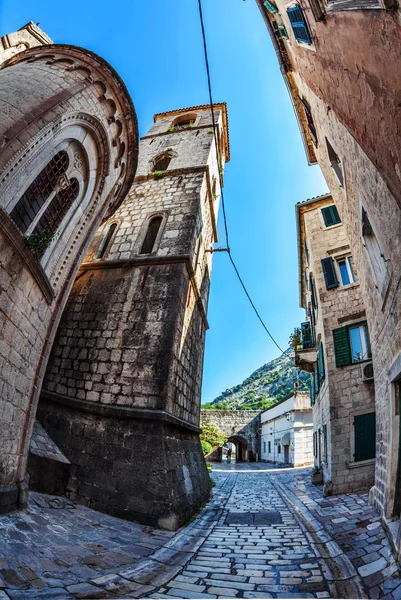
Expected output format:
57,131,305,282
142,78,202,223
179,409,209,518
40,390,202,434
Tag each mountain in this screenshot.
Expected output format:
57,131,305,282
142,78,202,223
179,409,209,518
202,351,310,411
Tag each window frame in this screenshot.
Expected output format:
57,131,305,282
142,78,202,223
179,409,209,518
333,321,371,367
325,138,344,187
96,221,119,260
321,204,341,228
348,323,371,364
286,5,313,45
337,255,356,287
137,212,167,256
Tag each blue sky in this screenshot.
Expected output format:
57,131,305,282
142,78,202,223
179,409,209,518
0,0,328,404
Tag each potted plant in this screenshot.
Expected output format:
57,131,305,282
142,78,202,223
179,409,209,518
289,327,302,351
312,466,324,484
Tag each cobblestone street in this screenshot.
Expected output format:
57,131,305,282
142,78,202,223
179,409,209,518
1,465,401,599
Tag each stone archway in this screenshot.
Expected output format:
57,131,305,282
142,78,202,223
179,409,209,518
200,410,261,462
228,435,249,462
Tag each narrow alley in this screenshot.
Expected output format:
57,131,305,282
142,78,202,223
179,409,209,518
1,465,400,599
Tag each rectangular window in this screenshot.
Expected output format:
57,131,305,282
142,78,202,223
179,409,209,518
300,98,318,147
321,205,341,227
349,324,371,363
287,6,312,44
354,412,376,462
304,240,309,265
321,257,339,290
326,138,344,187
277,445,281,454
268,441,271,453
310,374,315,406
337,256,355,286
278,24,289,39
313,432,317,457
264,0,278,12
333,322,371,366
263,441,266,453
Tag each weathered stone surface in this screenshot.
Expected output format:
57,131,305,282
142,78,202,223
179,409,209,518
36,106,229,529
0,30,138,512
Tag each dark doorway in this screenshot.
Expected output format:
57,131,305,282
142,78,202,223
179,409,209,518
284,445,289,464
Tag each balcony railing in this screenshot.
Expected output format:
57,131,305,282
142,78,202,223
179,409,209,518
295,322,317,373
301,321,315,349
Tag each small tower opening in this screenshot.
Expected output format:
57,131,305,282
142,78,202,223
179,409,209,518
97,222,117,259
172,113,197,130
153,154,172,171
140,215,163,254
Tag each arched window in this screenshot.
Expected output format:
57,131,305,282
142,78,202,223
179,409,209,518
153,154,172,171
140,216,163,255
96,222,118,259
10,150,81,259
10,151,69,233
172,114,197,131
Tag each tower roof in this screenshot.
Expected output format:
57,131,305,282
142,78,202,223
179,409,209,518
154,103,230,162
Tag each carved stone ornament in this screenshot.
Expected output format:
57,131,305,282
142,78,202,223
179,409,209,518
74,153,83,170
55,174,70,191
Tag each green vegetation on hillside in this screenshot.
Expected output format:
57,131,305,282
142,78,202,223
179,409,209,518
202,351,309,411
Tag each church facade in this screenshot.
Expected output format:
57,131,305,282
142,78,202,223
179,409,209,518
0,23,138,514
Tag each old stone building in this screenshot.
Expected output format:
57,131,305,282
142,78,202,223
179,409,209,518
37,105,230,530
256,0,401,544
295,194,375,494
0,23,138,514
260,392,313,467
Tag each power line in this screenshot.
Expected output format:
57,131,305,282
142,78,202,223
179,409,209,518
197,0,286,356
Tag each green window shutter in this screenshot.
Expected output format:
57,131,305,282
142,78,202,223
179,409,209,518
323,424,327,461
278,24,289,39
354,412,376,462
310,375,315,406
321,257,338,290
333,327,352,367
264,0,278,12
314,361,319,394
322,205,341,227
318,341,325,380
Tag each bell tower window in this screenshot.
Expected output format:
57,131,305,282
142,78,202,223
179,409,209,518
153,154,172,172
97,222,118,259
140,216,163,255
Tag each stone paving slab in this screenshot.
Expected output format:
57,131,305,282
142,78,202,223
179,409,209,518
1,465,400,598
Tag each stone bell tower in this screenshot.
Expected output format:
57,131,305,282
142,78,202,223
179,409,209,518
38,104,230,530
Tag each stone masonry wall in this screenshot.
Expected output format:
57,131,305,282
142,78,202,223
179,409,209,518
300,196,375,495
39,106,228,528
295,80,401,516
0,42,137,513
200,410,261,460
260,0,401,210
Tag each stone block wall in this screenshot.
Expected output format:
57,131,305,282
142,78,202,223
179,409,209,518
0,41,137,512
296,78,401,515
38,105,229,528
200,410,261,461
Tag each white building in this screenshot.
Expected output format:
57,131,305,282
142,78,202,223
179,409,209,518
260,392,313,466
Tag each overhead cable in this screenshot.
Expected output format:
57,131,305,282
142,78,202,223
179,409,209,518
197,0,287,356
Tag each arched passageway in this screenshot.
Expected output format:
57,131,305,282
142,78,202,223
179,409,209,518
228,435,249,462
